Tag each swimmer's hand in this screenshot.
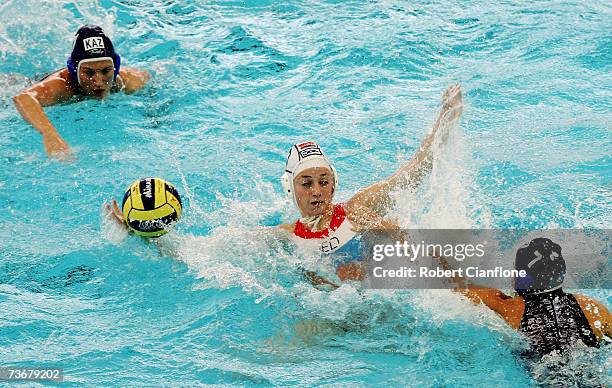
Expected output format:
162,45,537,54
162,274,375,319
44,133,76,161
336,262,366,281
299,267,340,291
441,82,463,118
434,82,463,144
105,199,127,229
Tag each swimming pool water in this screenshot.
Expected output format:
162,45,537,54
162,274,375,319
1,0,610,386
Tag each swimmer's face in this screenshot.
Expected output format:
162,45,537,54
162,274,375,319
78,59,115,99
293,167,335,217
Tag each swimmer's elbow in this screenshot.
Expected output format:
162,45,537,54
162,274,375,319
13,92,42,111
12,93,24,106
12,92,30,110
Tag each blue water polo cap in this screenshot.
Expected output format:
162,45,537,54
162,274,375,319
66,25,121,85
514,238,566,297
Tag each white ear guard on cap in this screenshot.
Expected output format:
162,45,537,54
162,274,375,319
281,171,293,195
281,142,338,207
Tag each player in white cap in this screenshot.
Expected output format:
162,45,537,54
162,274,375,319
278,83,463,282
106,84,463,286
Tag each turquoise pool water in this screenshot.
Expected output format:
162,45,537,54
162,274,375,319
1,0,610,386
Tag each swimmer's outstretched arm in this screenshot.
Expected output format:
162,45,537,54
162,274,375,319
434,253,523,329
347,83,463,215
13,75,75,159
439,253,612,338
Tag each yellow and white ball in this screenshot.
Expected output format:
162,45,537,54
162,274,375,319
121,177,182,237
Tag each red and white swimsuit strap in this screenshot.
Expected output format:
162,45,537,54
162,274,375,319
293,204,346,239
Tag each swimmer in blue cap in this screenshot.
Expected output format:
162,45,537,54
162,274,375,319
13,25,150,159
437,238,611,358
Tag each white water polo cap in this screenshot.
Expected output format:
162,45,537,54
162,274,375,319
282,142,338,205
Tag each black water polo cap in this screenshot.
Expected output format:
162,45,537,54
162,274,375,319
514,238,566,297
67,25,121,84
70,25,117,63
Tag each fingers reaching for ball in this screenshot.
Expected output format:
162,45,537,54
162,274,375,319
105,199,127,227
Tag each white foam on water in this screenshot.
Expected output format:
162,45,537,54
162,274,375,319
294,283,364,321
392,102,489,229
174,226,293,302
0,73,31,100
0,0,120,83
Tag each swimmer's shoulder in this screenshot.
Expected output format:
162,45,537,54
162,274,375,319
20,68,75,104
43,68,75,87
278,223,295,233
499,293,525,330
344,201,398,231
574,294,611,340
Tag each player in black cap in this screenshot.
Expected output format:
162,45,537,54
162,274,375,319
13,25,150,159
440,237,610,358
